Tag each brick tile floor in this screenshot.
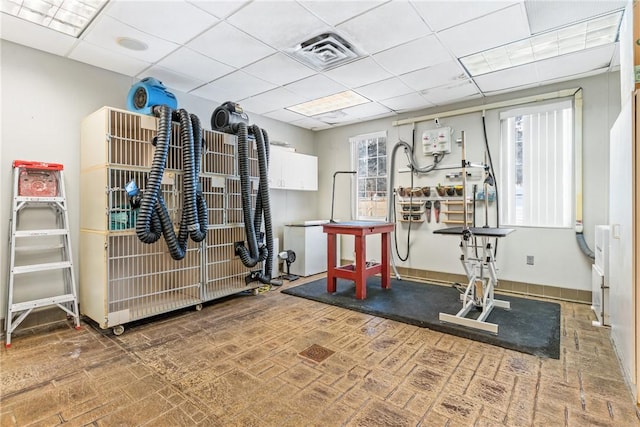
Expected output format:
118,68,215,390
1,275,639,426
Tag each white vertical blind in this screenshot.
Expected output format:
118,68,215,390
500,100,573,227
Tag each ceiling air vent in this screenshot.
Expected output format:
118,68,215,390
289,32,361,71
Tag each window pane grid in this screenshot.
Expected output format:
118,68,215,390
351,134,387,220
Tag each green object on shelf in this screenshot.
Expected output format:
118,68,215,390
110,206,138,230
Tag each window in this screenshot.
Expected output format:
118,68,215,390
499,100,573,227
350,131,387,220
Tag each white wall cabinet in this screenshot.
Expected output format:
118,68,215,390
269,147,318,191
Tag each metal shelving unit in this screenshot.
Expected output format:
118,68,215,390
80,107,261,335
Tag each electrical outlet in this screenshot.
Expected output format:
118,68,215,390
526,255,534,265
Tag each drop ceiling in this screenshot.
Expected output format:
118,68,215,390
0,0,627,131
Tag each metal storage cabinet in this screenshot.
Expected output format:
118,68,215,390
80,107,260,335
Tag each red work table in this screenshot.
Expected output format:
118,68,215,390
322,221,395,299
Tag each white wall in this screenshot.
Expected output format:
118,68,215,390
314,72,621,291
0,40,316,319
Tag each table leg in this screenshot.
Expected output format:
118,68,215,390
354,234,366,299
381,231,390,289
327,232,337,293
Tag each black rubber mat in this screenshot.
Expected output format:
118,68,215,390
282,276,561,359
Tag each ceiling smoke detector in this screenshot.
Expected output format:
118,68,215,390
289,32,361,71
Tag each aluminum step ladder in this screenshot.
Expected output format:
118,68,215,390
5,160,80,347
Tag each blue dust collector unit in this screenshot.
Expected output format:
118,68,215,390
126,77,177,114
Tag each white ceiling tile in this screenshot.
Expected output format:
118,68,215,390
104,0,218,45
337,1,431,54
189,85,221,104
285,74,349,101
300,1,386,26
264,109,307,123
239,88,309,114
325,57,393,88
227,1,329,50
243,53,316,86
473,62,540,92
0,13,76,56
536,44,616,82
538,68,610,88
187,0,249,19
481,82,541,96
400,61,468,91
312,109,357,124
438,4,530,57
378,93,433,112
137,65,205,94
291,117,333,130
355,78,413,101
156,47,234,83
412,1,517,32
68,40,151,76
190,70,276,103
187,22,275,68
525,1,627,34
82,15,179,63
234,97,274,116
341,102,392,118
373,35,454,75
420,80,480,105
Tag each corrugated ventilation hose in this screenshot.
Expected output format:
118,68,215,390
235,122,276,285
133,104,208,260
210,101,278,285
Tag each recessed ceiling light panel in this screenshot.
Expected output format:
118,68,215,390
460,11,623,76
287,90,370,117
1,0,108,37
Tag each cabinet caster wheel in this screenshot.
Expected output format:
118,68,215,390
112,325,125,336
195,304,203,311
252,288,260,296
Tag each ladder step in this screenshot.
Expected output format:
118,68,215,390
13,261,72,274
15,196,65,203
15,229,69,237
10,294,77,312
15,244,65,252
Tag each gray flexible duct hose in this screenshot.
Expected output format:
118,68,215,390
136,105,171,246
178,109,197,241
253,125,274,280
576,232,595,260
178,109,207,243
136,105,207,260
235,122,267,267
190,113,208,242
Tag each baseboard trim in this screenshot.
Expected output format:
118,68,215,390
339,260,591,304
